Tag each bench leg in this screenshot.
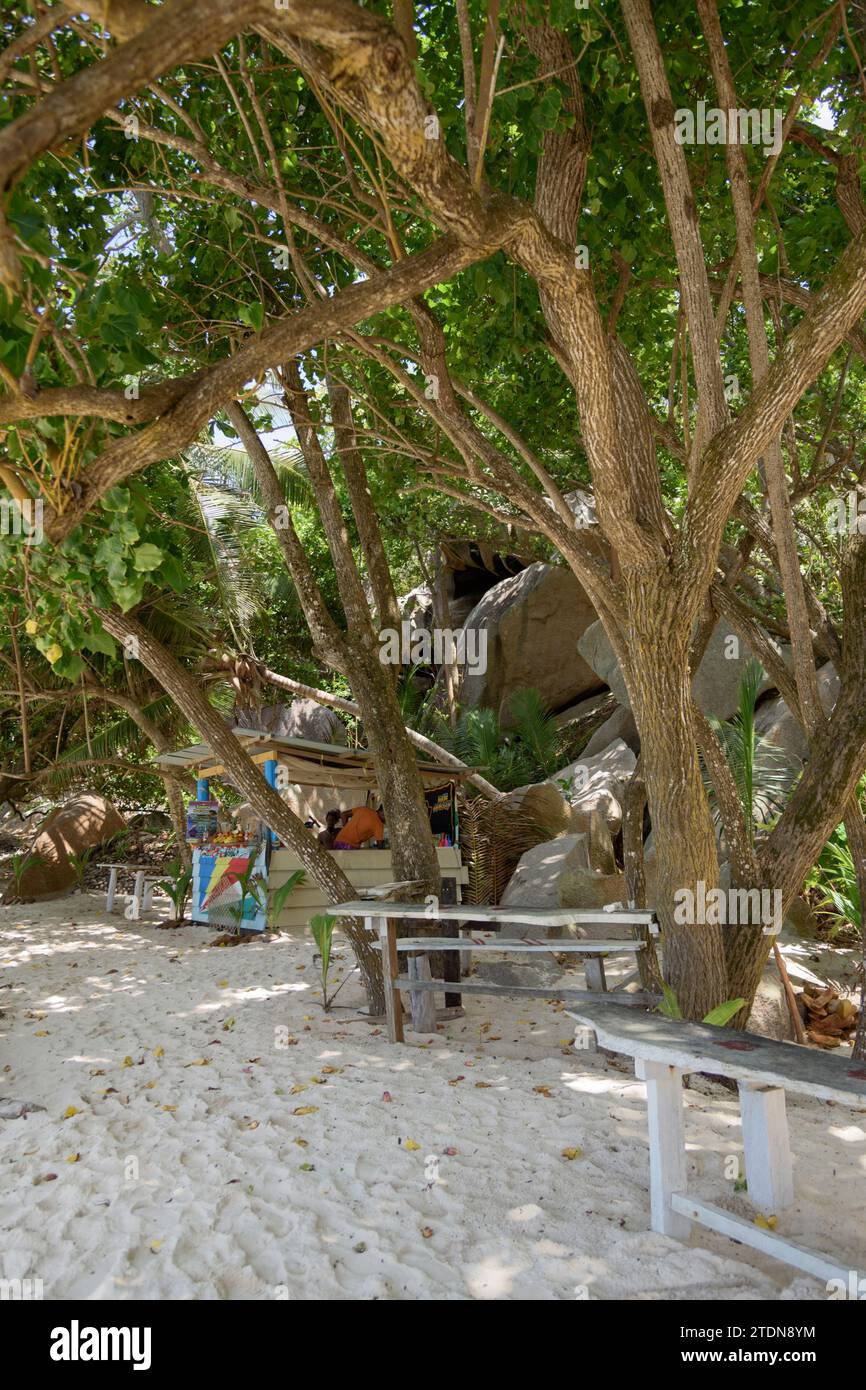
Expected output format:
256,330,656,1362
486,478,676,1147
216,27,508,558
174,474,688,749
738,1082,794,1213
585,954,607,992
376,915,404,1045
106,866,118,914
125,870,145,921
636,1058,691,1239
407,953,437,1033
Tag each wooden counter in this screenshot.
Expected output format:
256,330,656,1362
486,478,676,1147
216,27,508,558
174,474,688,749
268,846,466,932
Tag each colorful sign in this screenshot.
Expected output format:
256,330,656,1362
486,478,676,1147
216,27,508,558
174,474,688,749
192,842,268,932
186,799,220,843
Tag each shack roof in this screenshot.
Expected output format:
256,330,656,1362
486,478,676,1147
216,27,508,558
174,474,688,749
155,727,467,789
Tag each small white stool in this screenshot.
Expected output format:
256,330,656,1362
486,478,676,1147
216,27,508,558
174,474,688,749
124,871,161,920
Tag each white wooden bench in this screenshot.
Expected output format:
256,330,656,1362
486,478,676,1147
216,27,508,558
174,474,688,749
567,1000,866,1286
99,863,162,919
329,901,657,1042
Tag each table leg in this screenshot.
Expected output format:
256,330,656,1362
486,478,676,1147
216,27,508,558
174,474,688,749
106,867,118,914
125,870,145,921
376,915,404,1044
585,954,607,992
636,1058,691,1238
738,1082,794,1213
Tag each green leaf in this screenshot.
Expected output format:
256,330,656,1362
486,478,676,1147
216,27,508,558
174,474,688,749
239,301,264,333
82,625,117,658
132,542,164,572
101,487,131,513
658,983,682,1020
702,998,746,1028
54,650,85,681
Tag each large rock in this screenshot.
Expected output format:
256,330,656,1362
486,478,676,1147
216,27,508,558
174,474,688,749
549,738,636,834
754,662,839,769
234,698,347,745
747,964,796,1042
459,562,602,725
16,793,126,899
499,832,657,938
498,781,573,836
583,705,639,757
578,617,780,721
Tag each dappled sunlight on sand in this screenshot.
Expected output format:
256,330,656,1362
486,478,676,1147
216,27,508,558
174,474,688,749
0,895,863,1300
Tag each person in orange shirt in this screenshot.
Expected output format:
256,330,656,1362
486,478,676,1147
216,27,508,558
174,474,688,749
333,805,385,849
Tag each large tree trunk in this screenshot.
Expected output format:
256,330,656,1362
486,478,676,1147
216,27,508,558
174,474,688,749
349,649,441,895
623,576,727,1018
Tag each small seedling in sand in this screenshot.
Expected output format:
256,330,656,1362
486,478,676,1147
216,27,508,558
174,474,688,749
3,851,42,902
68,846,96,891
309,913,352,1011
156,861,193,925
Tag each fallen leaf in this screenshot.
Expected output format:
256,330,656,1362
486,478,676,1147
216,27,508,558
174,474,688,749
448,1076,465,1086
66,1153,80,1164
421,1227,434,1239
293,1138,309,1148
309,1076,327,1085
561,1147,583,1161
292,1106,318,1116
403,1139,421,1151
185,1058,210,1067
144,1081,157,1090
353,1241,367,1254
754,1214,778,1230
121,1056,134,1068
443,1146,459,1157
153,1046,165,1059
150,1239,164,1253
244,1120,259,1130
321,1066,342,1075
35,1173,57,1184
89,1069,105,1077
34,1030,49,1037
217,980,229,988
161,1105,178,1113
61,1106,80,1120
533,1085,553,1098
222,1017,236,1032
298,1162,315,1171
381,1091,392,1102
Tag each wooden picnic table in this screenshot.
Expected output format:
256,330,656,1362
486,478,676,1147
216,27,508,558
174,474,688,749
330,900,657,1042
567,1000,866,1286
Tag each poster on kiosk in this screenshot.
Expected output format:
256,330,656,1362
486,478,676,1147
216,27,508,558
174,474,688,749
187,794,269,933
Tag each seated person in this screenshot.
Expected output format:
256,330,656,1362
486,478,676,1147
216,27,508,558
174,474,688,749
317,809,341,849
333,804,385,849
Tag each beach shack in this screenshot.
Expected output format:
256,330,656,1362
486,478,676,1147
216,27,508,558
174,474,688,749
156,728,468,932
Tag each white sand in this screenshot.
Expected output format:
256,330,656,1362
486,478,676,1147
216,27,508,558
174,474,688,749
1,894,863,1301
